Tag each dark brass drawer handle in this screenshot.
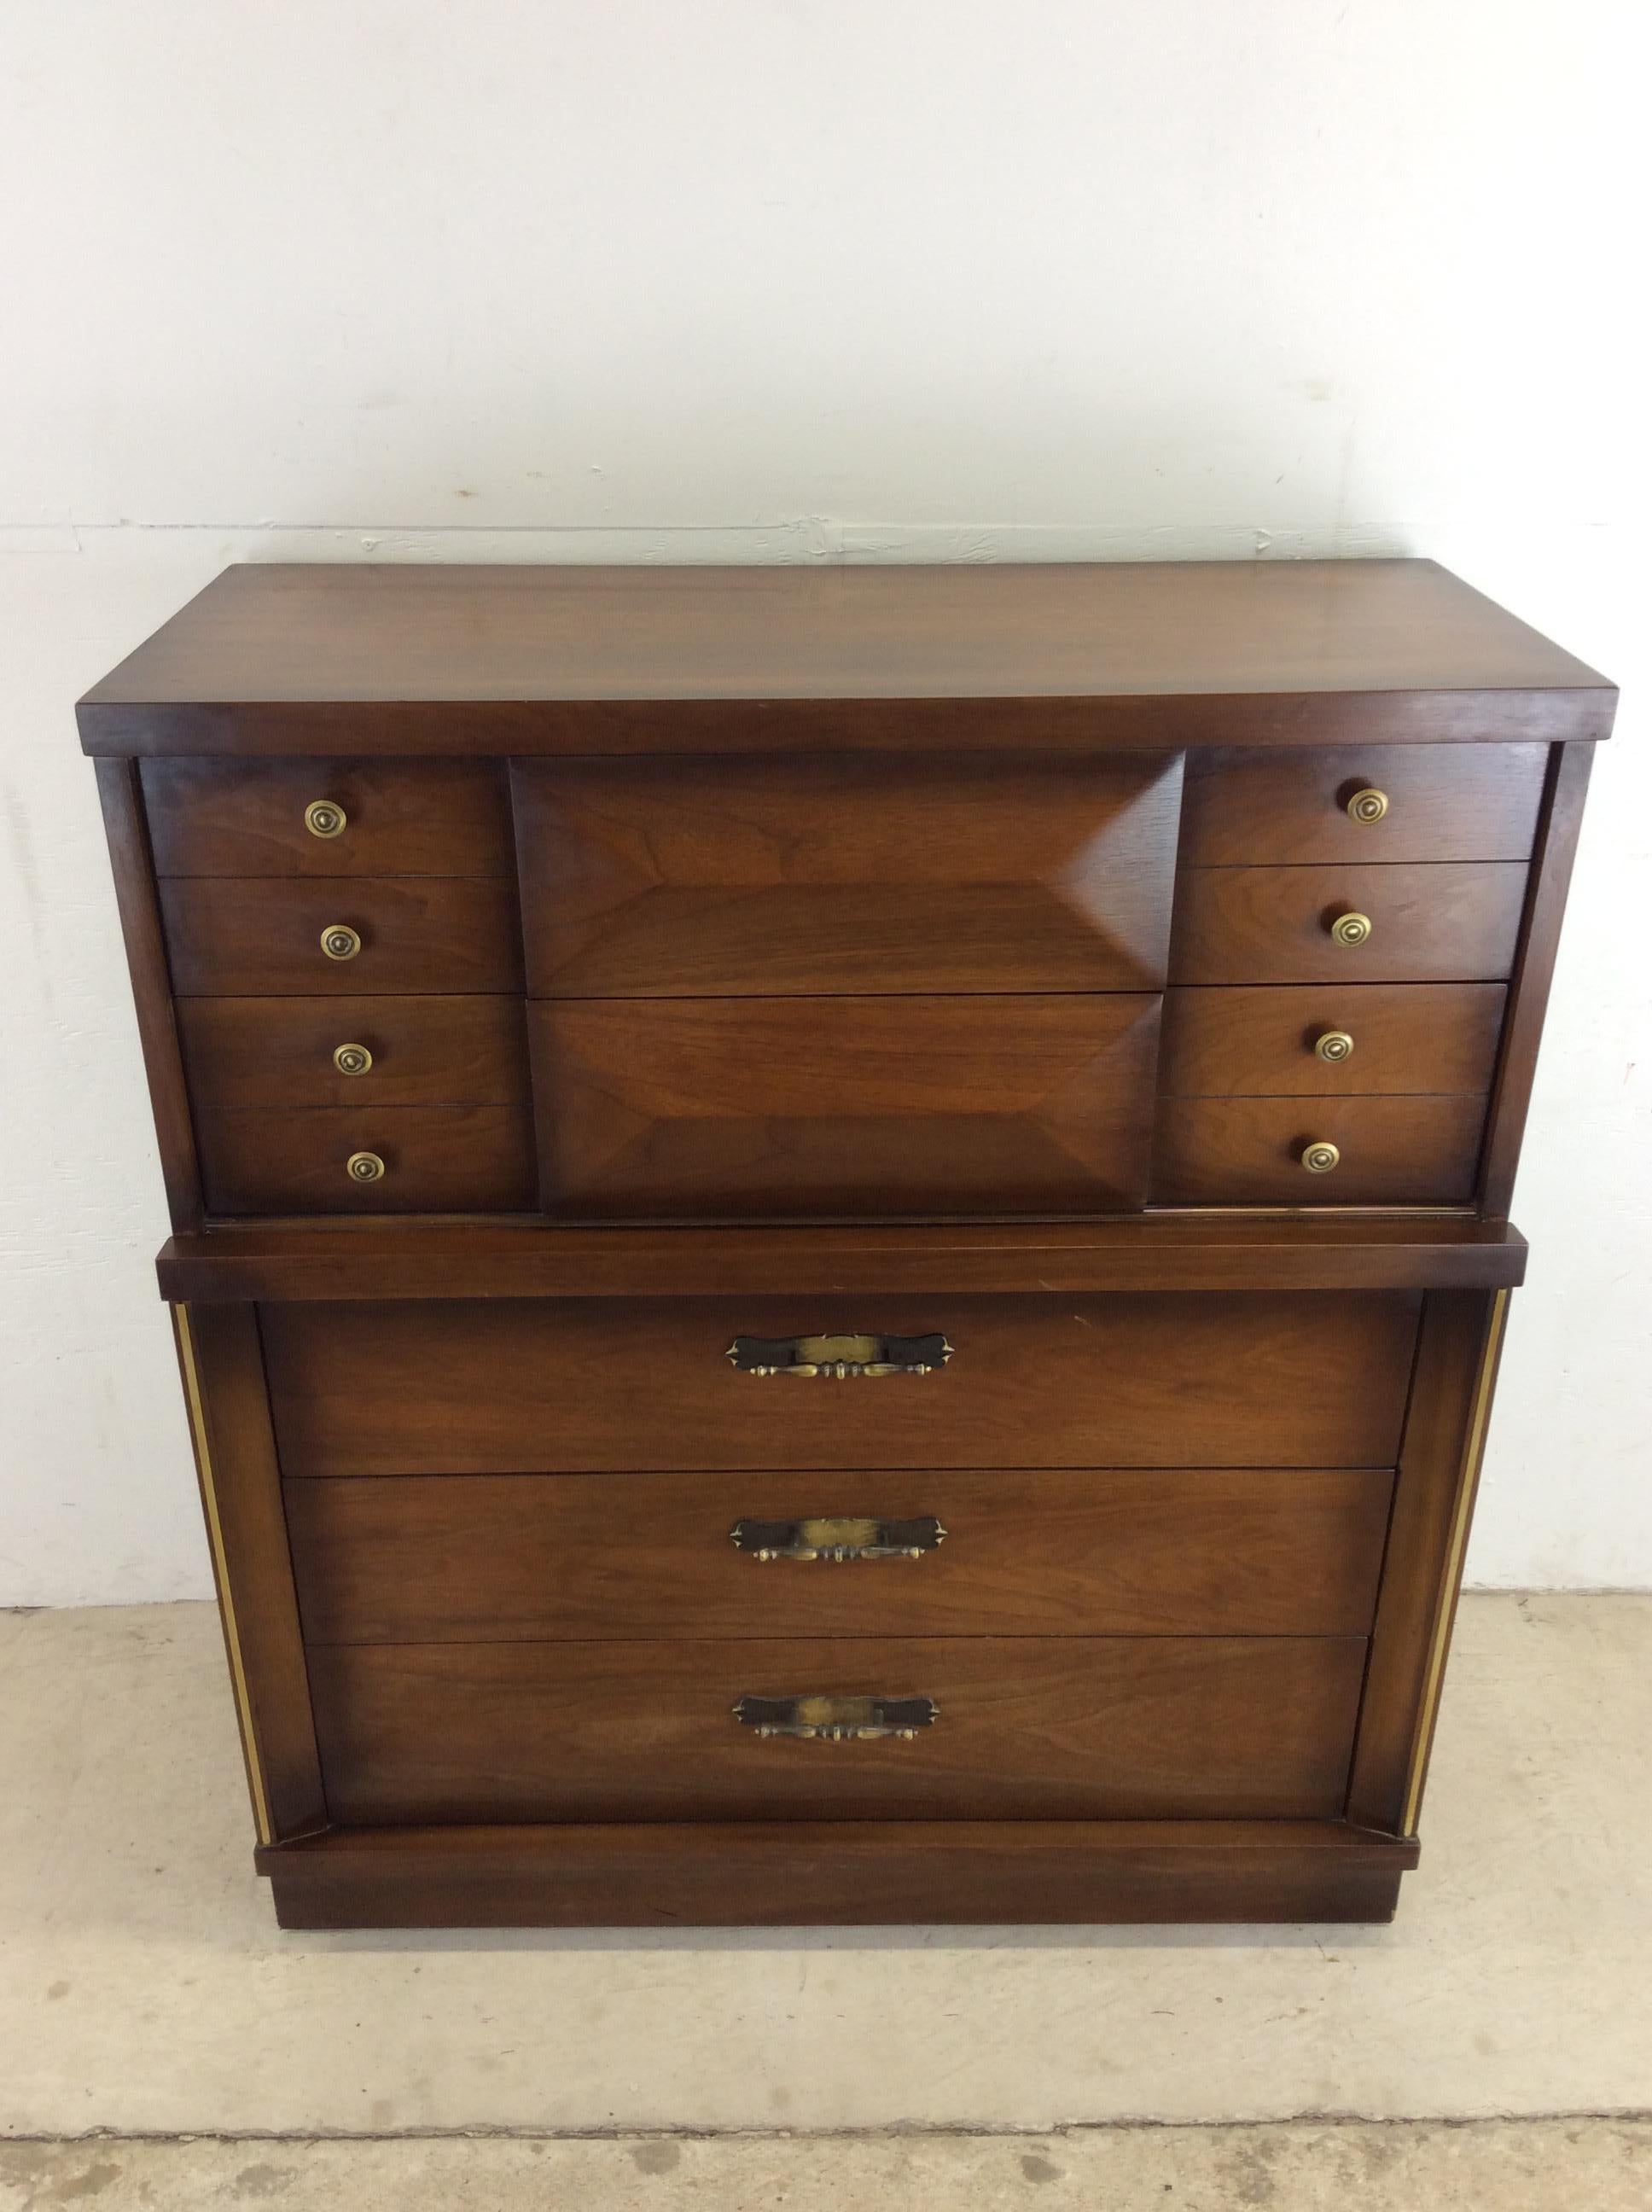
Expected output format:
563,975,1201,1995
726,1332,952,1378
346,1150,386,1185
732,1694,939,1743
333,1042,373,1076
1345,786,1389,824
1328,910,1372,948
1301,1141,1341,1174
320,923,362,962
1314,1028,1354,1063
731,1514,947,1563
305,799,347,839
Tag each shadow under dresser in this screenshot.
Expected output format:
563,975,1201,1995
79,558,1613,1926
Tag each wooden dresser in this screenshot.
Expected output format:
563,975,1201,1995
80,561,1611,1929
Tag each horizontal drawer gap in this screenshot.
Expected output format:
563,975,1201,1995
282,1464,1400,1481
300,1630,1376,1650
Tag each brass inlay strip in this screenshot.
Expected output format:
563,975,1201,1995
173,1305,274,1848
1401,1288,1509,1836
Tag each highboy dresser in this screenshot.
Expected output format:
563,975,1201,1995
80,561,1611,1928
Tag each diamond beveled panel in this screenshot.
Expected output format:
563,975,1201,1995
513,751,1184,996
528,993,1162,1219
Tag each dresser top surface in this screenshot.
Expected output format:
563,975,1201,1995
82,557,1608,712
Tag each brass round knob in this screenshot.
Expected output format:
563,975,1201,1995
1314,1029,1355,1063
320,924,361,961
1329,911,1372,948
304,799,348,839
1301,1141,1341,1174
346,1150,386,1185
333,1042,373,1076
1346,787,1389,824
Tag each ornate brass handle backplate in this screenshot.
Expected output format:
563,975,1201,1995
730,1514,947,1563
726,1332,953,1378
732,1694,939,1742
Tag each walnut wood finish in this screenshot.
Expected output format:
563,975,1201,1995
1152,1094,1488,1207
261,1291,1421,1476
1180,744,1547,865
1160,983,1506,1097
158,1217,1532,1303
514,752,1182,995
306,1634,1368,1825
286,1466,1394,1644
195,1104,536,1216
177,996,530,1110
259,1820,1418,1930
159,876,522,997
95,759,204,1227
141,757,514,876
172,1305,325,1841
529,995,1161,1220
1169,862,1528,986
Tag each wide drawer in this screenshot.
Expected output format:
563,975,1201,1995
1180,743,1548,865
260,1291,1422,1476
1152,1095,1487,1206
307,1634,1368,1823
512,751,1184,995
142,757,515,876
1170,862,1527,985
286,1466,1395,1642
197,1104,537,1214
528,994,1160,1219
160,876,522,996
1160,983,1506,1097
178,996,530,1109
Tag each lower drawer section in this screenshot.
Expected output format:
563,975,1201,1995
286,1466,1395,1642
1152,1094,1488,1205
196,1103,537,1214
307,1635,1366,1824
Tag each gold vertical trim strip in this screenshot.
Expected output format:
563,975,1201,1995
1401,1288,1510,1835
173,1304,274,1848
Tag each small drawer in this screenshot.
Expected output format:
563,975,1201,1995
1152,1095,1487,1206
160,876,522,996
142,758,515,876
1160,983,1506,1097
177,996,530,1109
196,1104,536,1214
260,1290,1422,1476
513,751,1184,995
307,1633,1367,1824
286,1466,1395,1644
529,993,1161,1220
1169,862,1527,985
1181,743,1548,865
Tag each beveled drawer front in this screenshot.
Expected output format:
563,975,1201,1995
1170,863,1527,985
1181,743,1548,865
308,1634,1367,1824
286,1467,1395,1643
142,757,515,876
160,876,522,995
196,1104,536,1214
513,751,1184,995
261,1291,1422,1476
1160,983,1506,1097
1153,1095,1487,1206
528,994,1160,1220
178,996,530,1109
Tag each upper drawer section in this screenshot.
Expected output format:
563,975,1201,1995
1170,863,1527,986
141,759,515,876
160,877,523,995
513,752,1184,995
1182,743,1547,865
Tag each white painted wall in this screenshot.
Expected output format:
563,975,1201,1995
1,0,1647,1603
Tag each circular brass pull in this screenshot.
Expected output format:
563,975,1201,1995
320,924,362,961
333,1042,373,1076
1314,1029,1355,1063
304,799,347,839
1301,1141,1341,1174
1329,911,1372,948
346,1150,386,1185
1346,787,1389,824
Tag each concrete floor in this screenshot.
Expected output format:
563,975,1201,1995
1,1596,1649,2184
